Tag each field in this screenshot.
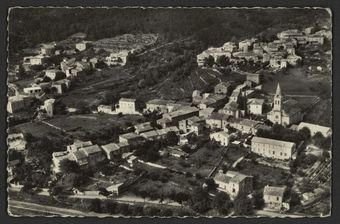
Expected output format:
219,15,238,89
60,67,137,108
14,121,62,137
235,159,290,189
261,67,331,96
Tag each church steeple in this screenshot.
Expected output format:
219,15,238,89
273,82,282,112
275,82,282,97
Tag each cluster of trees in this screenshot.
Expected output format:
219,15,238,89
312,132,331,150
87,199,193,216
257,124,311,144
134,131,179,162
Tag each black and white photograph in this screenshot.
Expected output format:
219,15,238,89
6,7,332,217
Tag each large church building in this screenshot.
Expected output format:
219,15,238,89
267,83,302,126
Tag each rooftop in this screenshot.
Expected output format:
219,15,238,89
164,107,199,119
119,98,136,102
207,112,230,121
81,145,102,155
252,136,295,148
263,185,286,197
119,132,142,140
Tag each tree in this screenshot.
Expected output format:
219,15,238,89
213,192,233,215
298,127,311,140
203,55,215,67
216,55,230,67
105,201,117,214
98,187,111,198
233,194,253,216
189,187,212,214
204,178,217,191
49,185,64,196
252,189,265,209
88,199,102,213
165,131,179,146
59,160,80,174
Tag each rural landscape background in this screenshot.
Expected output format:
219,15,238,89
7,8,331,217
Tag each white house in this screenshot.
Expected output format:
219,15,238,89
115,98,139,115
210,131,231,146
214,170,253,199
263,185,290,211
247,98,265,115
105,50,129,66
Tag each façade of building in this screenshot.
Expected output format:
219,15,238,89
266,83,302,126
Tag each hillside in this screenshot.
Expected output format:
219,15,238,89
8,8,329,57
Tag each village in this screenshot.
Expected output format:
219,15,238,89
7,24,332,217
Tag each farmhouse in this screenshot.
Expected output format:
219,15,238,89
7,133,27,151
178,116,205,135
105,50,130,66
23,86,42,95
23,55,48,66
263,185,290,211
97,105,115,114
214,170,253,199
251,136,296,160
7,95,26,114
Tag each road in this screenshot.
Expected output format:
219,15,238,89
8,200,108,217
254,209,305,218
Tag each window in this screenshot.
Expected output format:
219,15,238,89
273,151,275,155
232,188,236,193
277,197,279,201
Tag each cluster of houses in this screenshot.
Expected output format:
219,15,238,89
197,27,329,71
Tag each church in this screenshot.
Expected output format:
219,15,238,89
267,83,303,126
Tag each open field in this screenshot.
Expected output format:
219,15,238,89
14,121,62,137
262,67,331,97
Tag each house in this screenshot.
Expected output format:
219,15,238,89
162,146,189,159
251,136,296,160
45,69,64,81
44,98,55,118
246,73,261,85
23,55,48,66
214,170,253,199
102,142,130,160
214,82,234,95
97,105,115,114
228,118,262,134
40,43,55,55
78,144,106,167
156,126,180,139
75,41,88,51
210,131,231,146
205,113,230,129
247,98,265,115
106,182,125,196
238,39,256,52
7,133,27,151
162,107,199,126
222,42,237,52
199,107,215,119
134,122,154,134
297,122,331,137
7,95,26,114
119,132,145,146
307,35,324,45
140,130,160,140
178,116,205,135
219,101,241,118
263,185,290,211
232,52,259,62
156,117,172,128
229,89,241,103
51,79,72,94
67,140,93,152
145,99,173,113
267,83,302,126
105,50,130,66
52,151,73,173
198,94,227,110
23,86,42,96
115,98,139,115
270,58,287,70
